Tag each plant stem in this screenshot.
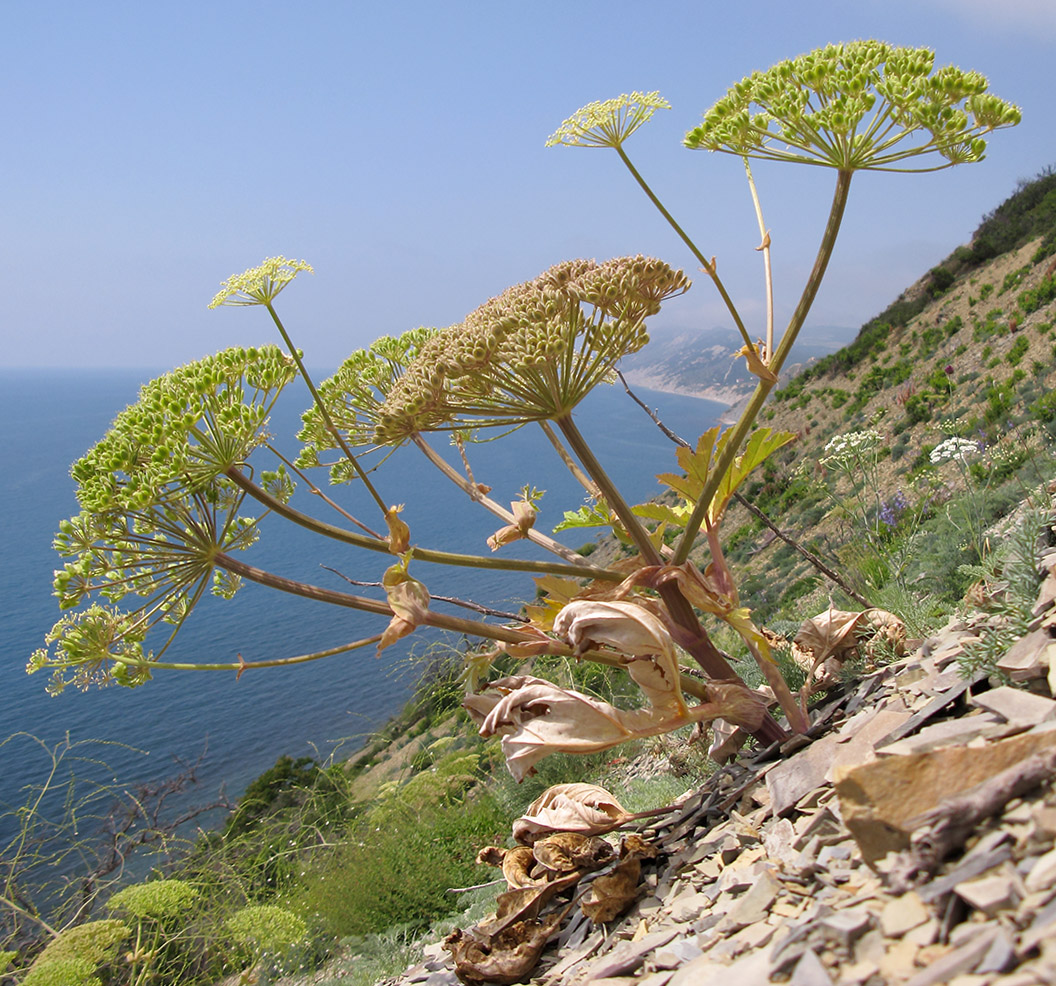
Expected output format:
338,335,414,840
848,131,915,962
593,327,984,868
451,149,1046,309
555,413,787,742
410,435,590,565
215,552,539,645
106,635,383,675
554,412,660,564
225,466,623,582
615,145,754,353
672,169,853,566
265,302,389,515
743,159,774,357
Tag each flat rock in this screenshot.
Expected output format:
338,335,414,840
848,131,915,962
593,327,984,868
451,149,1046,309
1025,846,1056,892
997,630,1056,681
954,869,1021,915
971,685,1056,727
880,890,930,936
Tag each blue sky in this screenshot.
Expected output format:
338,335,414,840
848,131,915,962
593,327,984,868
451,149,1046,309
3,0,1054,369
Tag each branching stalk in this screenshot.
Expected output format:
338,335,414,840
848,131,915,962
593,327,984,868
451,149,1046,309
225,466,623,582
410,435,590,565
671,169,853,565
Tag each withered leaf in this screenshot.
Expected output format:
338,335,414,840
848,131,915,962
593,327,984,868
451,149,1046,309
377,554,429,655
514,783,631,843
487,498,538,551
513,782,674,844
476,845,547,890
532,832,615,874
474,871,580,940
579,834,658,925
553,599,685,717
464,673,772,781
581,856,642,925
445,904,570,986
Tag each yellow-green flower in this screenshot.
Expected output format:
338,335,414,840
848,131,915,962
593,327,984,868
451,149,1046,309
547,91,670,149
684,41,1020,172
209,256,314,308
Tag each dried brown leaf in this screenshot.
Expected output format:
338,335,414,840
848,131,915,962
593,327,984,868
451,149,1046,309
553,599,685,717
465,673,771,781
532,832,615,874
513,783,633,843
445,904,570,986
580,855,642,925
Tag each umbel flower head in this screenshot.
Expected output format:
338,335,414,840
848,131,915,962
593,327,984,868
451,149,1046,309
209,256,314,308
373,256,689,443
30,347,298,693
297,327,436,481
684,41,1020,171
547,91,671,149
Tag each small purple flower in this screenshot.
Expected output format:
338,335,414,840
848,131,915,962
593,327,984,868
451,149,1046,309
944,365,954,375
879,489,909,528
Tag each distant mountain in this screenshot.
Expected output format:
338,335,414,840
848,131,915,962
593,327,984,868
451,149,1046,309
621,325,848,406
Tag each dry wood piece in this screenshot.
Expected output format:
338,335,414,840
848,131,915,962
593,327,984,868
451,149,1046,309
884,747,1056,892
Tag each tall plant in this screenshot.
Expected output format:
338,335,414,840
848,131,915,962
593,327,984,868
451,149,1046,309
31,42,1018,777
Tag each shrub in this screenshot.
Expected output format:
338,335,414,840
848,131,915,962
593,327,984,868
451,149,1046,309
1019,273,1056,314
1006,335,1030,366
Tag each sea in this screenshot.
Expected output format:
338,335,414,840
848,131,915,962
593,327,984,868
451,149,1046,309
0,368,724,840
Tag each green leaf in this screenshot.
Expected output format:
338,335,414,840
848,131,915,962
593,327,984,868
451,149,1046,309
552,501,613,533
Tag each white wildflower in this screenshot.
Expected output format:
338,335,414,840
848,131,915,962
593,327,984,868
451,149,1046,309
929,436,979,464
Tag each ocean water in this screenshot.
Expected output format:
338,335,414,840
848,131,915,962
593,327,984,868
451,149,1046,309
0,368,724,829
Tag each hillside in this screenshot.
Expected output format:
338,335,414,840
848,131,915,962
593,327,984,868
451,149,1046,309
715,166,1056,628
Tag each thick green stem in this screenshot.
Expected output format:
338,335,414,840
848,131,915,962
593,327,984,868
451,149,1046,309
672,169,853,566
225,467,623,582
615,145,754,352
554,414,787,743
265,303,389,515
554,412,661,565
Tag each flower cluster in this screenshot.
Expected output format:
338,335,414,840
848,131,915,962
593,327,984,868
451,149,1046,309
30,348,299,692
208,257,314,308
297,327,436,477
929,436,980,464
684,41,1020,171
546,92,670,149
107,879,199,922
372,256,689,443
821,429,883,467
878,488,910,528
